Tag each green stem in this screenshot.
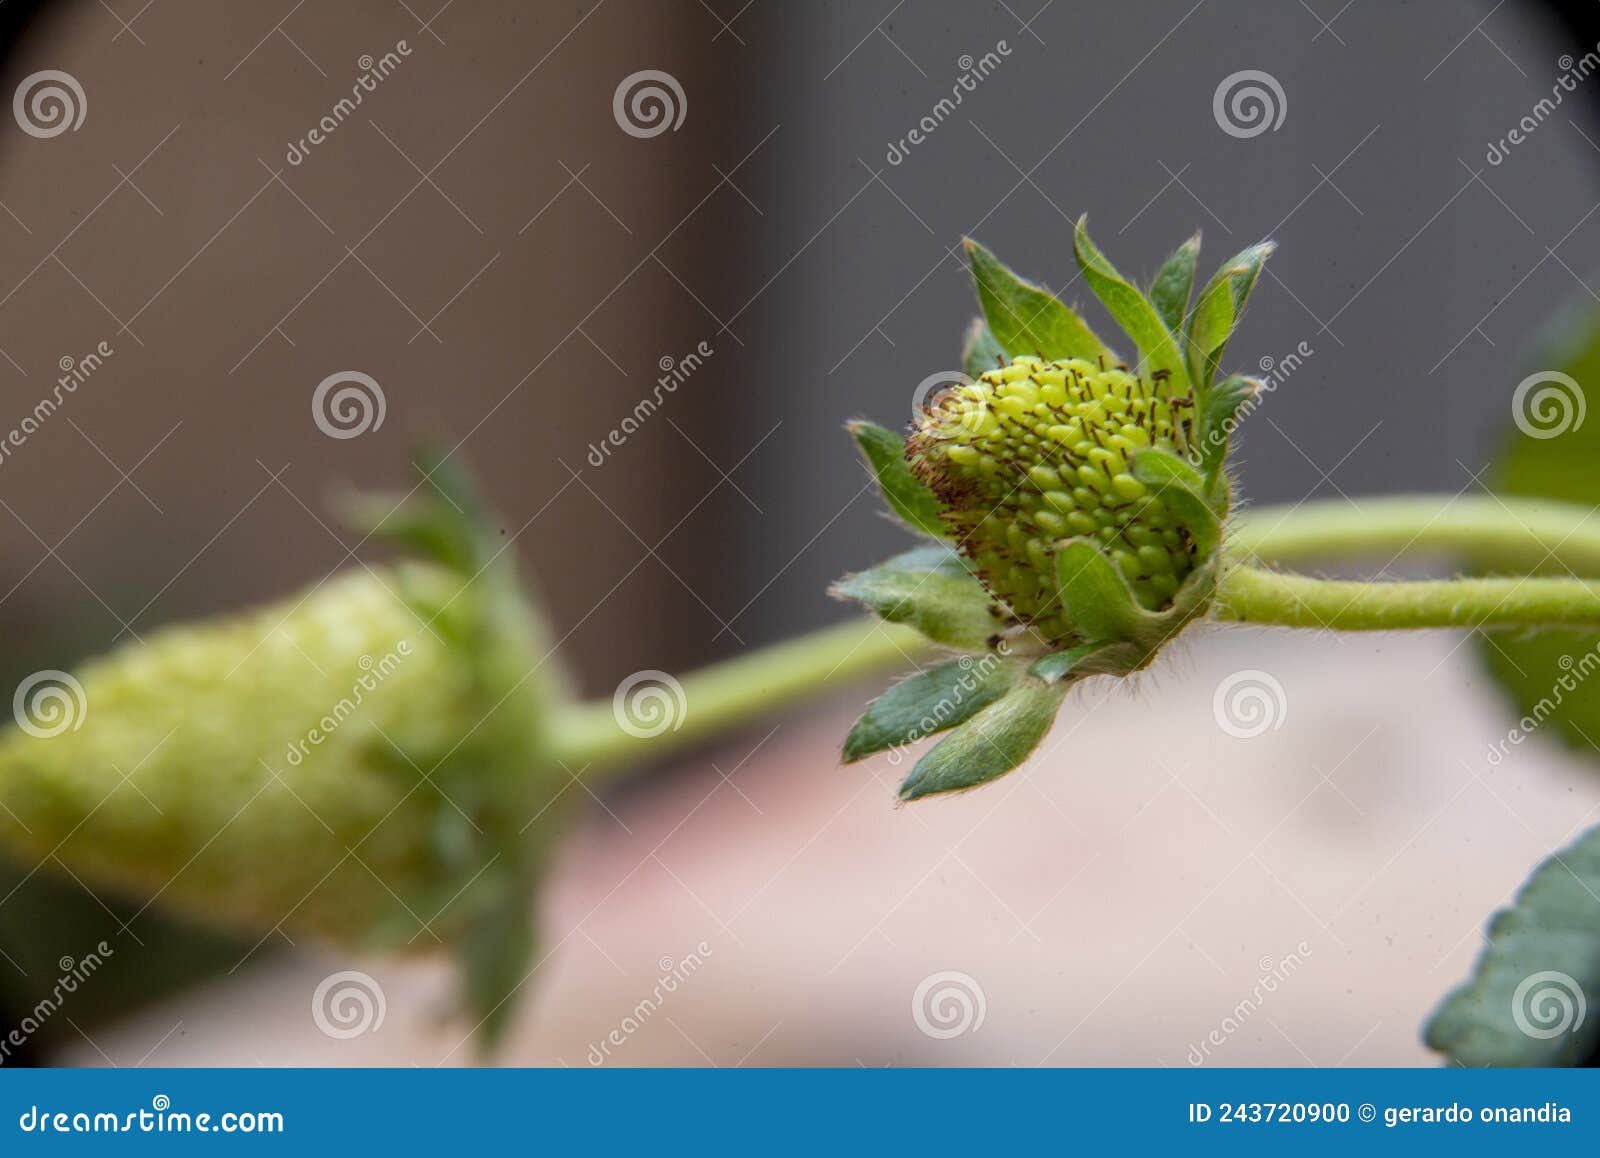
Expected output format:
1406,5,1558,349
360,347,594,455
551,617,931,774
552,497,1600,772
1230,495,1600,575
1216,564,1600,631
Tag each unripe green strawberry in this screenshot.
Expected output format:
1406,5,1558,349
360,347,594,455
0,562,555,950
839,222,1276,799
0,461,571,1046
908,354,1196,643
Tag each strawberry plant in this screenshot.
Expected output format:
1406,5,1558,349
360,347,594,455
3,218,1600,1063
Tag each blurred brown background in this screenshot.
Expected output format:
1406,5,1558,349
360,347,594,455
0,0,749,684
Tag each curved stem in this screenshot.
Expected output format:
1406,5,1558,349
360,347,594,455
1229,495,1600,575
1216,564,1600,631
550,617,932,775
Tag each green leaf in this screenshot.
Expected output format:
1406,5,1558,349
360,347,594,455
831,545,998,650
1426,819,1600,1066
899,678,1067,800
964,238,1111,365
1131,450,1220,559
843,655,1022,762
1072,217,1189,393
1187,241,1275,394
1149,232,1201,334
1054,539,1160,644
848,421,950,540
961,316,1008,380
1443,293,1600,1067
1479,297,1600,753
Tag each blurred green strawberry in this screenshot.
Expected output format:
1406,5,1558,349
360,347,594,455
0,460,563,1045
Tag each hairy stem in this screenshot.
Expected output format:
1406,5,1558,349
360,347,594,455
551,618,931,774
1216,564,1600,631
1230,496,1600,575
553,497,1600,773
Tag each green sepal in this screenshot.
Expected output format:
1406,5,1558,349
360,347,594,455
1054,539,1163,644
1149,232,1202,334
898,677,1067,800
1195,374,1260,480
848,421,950,540
1073,217,1188,393
348,455,564,1052
1188,241,1275,394
1426,820,1600,1066
830,546,999,650
458,866,537,1051
964,237,1111,364
961,317,1009,380
1027,640,1137,683
1131,450,1221,559
339,449,494,575
842,654,1022,762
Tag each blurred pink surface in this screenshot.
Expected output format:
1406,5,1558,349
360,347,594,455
59,627,1600,1067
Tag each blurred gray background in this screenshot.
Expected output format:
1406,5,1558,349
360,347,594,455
3,0,1600,1064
